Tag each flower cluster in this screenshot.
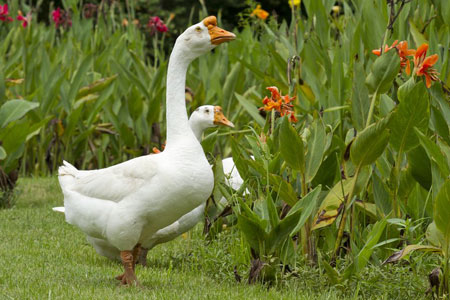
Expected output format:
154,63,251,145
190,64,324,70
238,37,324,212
52,7,72,29
147,16,168,35
414,44,439,88
372,40,439,88
16,11,30,27
260,86,298,122
0,3,13,22
251,5,269,20
0,4,31,27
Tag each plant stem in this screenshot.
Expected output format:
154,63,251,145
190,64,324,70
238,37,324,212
365,91,378,128
331,166,361,264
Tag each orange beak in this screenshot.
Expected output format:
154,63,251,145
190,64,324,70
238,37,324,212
203,16,236,45
213,106,234,128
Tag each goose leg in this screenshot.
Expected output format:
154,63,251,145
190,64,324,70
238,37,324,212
116,245,141,286
137,248,149,267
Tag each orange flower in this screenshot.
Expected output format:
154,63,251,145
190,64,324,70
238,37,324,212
413,43,439,88
372,40,398,56
251,5,269,20
259,86,297,122
372,40,417,76
396,41,416,75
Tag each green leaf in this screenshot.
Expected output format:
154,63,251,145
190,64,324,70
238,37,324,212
352,61,370,131
76,74,118,100
265,193,279,230
237,214,268,255
434,180,450,242
288,185,322,235
234,93,265,127
0,100,39,128
427,222,445,248
409,20,428,46
279,117,305,172
356,218,387,272
407,146,432,190
415,128,450,178
365,50,401,94
0,146,6,160
269,174,298,207
350,117,390,167
267,210,302,253
389,82,429,153
305,120,327,183
383,244,442,265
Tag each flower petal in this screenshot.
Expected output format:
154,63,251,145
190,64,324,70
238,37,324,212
415,43,428,59
423,54,438,68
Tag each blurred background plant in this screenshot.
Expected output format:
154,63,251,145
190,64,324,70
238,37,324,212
1,0,450,296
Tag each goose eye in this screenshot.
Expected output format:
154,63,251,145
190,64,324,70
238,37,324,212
195,26,202,32
205,109,210,113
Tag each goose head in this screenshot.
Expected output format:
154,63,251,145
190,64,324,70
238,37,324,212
175,16,236,60
189,105,234,139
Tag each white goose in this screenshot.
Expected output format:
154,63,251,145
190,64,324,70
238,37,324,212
54,105,235,262
57,16,235,286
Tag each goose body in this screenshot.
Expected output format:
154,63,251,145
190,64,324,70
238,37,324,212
57,17,235,286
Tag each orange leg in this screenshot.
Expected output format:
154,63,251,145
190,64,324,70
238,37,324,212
115,244,141,286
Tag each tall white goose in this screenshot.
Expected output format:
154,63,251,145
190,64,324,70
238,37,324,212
54,105,235,261
57,16,235,286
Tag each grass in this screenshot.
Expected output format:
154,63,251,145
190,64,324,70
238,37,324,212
0,177,432,299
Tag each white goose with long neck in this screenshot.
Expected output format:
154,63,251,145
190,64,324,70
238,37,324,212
56,16,235,286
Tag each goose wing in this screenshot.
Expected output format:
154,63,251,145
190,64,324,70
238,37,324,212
59,155,159,202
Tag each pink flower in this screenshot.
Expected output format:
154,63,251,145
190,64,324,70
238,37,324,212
17,11,31,28
148,16,168,35
0,3,13,22
51,7,72,28
52,7,61,24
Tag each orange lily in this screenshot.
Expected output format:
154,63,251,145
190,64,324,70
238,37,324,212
259,86,297,123
414,43,439,88
396,41,416,75
251,5,269,20
372,40,398,56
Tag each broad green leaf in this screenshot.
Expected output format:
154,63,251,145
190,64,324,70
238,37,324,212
434,180,450,242
427,222,445,248
312,166,370,230
431,105,450,145
279,117,305,172
234,93,265,127
365,50,400,94
389,82,429,153
355,200,378,220
265,193,279,230
0,146,5,160
288,185,322,235
237,214,268,255
312,179,352,230
415,128,450,178
407,146,432,190
0,100,39,128
267,210,302,253
350,118,390,167
409,20,428,46
352,61,370,131
356,218,387,272
383,244,442,265
75,74,118,100
306,120,327,183
269,174,298,206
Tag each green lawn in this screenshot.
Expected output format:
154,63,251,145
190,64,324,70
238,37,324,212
0,178,430,299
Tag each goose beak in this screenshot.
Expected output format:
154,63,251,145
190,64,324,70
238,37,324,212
214,106,234,128
203,16,236,45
